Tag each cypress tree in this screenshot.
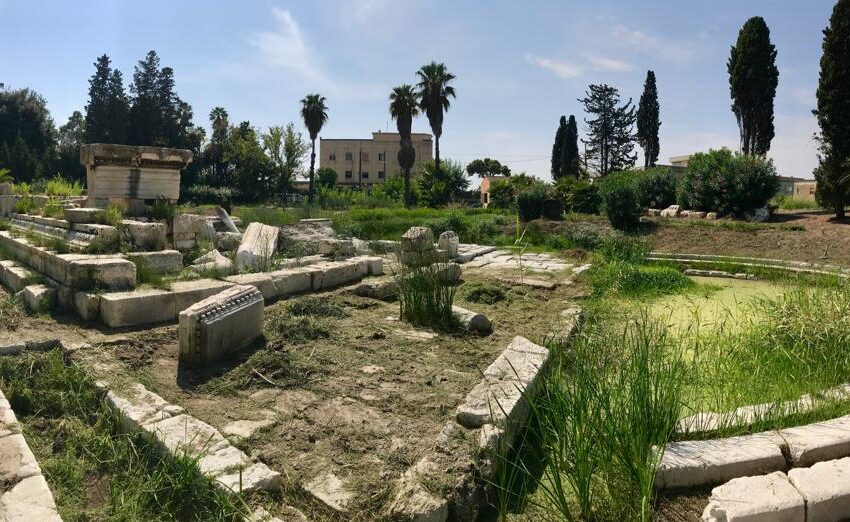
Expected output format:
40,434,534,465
560,115,580,178
551,115,567,178
814,0,850,219
728,17,779,156
636,70,661,167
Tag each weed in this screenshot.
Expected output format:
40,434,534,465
286,296,348,318
150,196,176,221
41,196,64,218
12,182,31,195
44,175,84,197
394,255,459,329
97,204,124,228
590,261,694,297
265,312,332,346
0,293,26,330
135,261,171,290
14,195,36,214
463,282,508,305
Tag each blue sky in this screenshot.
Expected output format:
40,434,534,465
0,0,836,179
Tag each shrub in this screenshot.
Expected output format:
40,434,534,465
44,175,84,197
316,167,337,188
488,179,516,209
41,197,63,218
679,148,779,216
427,213,467,237
97,204,124,228
183,184,238,207
635,167,678,209
553,177,601,214
150,197,175,221
12,182,31,195
395,259,459,329
14,195,35,214
516,185,547,221
598,172,643,231
591,261,693,297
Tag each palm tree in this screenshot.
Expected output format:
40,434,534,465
208,107,229,143
300,94,328,203
389,85,420,207
415,62,456,178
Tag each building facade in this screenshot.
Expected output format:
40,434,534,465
319,132,433,187
479,176,509,208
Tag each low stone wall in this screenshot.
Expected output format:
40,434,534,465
8,213,120,252
0,388,62,520
649,252,850,280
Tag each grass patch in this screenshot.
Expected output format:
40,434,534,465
462,281,508,305
590,261,695,298
0,350,248,520
135,261,171,290
265,311,332,346
233,206,299,227
0,293,26,330
44,175,84,197
772,194,820,210
395,259,459,330
286,296,348,318
661,217,805,233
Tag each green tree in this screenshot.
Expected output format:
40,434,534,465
224,121,274,202
203,107,230,186
300,93,328,203
389,84,420,207
467,157,511,178
0,85,57,182
579,84,637,176
317,167,337,188
56,111,86,182
416,62,456,178
262,122,309,195
84,54,129,144
814,0,850,219
636,70,661,167
417,159,468,207
728,17,779,156
551,116,567,178
561,115,581,179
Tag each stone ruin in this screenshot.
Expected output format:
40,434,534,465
178,284,264,366
80,143,193,216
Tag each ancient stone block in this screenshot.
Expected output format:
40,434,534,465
215,206,240,233
172,213,208,236
268,269,312,296
788,457,850,522
19,284,55,312
305,471,355,513
453,306,491,334
191,249,234,276
63,207,104,224
216,231,242,251
702,471,804,522
170,279,234,313
780,415,850,467
67,257,136,291
124,220,167,250
236,223,279,271
74,291,101,321
660,205,681,217
128,250,183,275
224,273,277,301
100,289,177,327
656,433,787,489
438,231,459,258
179,285,264,366
4,266,35,293
352,278,397,300
0,474,62,521
0,434,41,483
105,383,184,432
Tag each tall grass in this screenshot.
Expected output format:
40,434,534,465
772,194,820,210
394,253,459,329
495,313,686,520
44,175,84,197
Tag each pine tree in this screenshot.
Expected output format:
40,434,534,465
551,116,567,178
728,17,779,156
636,70,661,167
127,51,195,148
579,84,636,176
814,0,850,219
560,115,581,179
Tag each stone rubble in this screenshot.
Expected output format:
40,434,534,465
236,222,279,271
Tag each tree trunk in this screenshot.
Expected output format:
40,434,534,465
308,140,316,203
837,203,845,220
434,136,441,178
404,167,411,208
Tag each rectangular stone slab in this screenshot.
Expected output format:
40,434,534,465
702,471,804,522
179,284,264,366
780,414,850,467
236,222,278,271
788,457,850,522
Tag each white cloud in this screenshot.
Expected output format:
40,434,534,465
584,53,634,72
525,54,585,79
611,25,696,64
248,7,328,87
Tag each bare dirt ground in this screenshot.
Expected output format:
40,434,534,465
69,262,584,520
647,210,850,266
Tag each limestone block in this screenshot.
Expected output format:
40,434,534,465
352,278,397,300
214,461,281,493
19,284,55,312
236,223,279,271
224,273,277,301
456,336,548,429
706,212,719,220
437,262,462,285
216,231,242,251
401,226,434,252
438,231,460,258
701,471,804,522
453,305,491,334
386,457,449,521
0,391,19,438
0,195,18,217
63,207,103,224
124,220,167,250
660,205,681,218
0,434,41,483
788,457,850,522
128,250,183,275
316,238,355,257
690,211,707,219
4,266,35,293
780,415,850,467
191,250,234,276
100,289,177,327
656,433,787,489
173,238,196,251
317,261,362,289
0,259,16,287
178,285,264,366
170,279,234,313
305,471,354,512
646,208,661,216
67,257,136,291
0,474,62,522
268,269,312,296
74,291,101,321
105,383,184,432
216,206,240,234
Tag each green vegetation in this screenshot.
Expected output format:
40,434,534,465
41,196,64,218
0,293,27,330
463,281,509,305
44,175,83,197
0,350,248,520
597,171,643,231
772,194,820,210
14,194,36,214
395,257,459,329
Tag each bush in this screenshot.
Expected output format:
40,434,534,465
184,184,238,207
516,185,547,221
553,177,601,214
488,179,516,209
14,195,35,214
427,212,467,236
395,260,459,329
635,167,678,209
44,175,83,197
598,172,642,231
316,167,337,188
679,149,779,216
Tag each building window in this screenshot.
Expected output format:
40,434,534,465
378,171,385,179
362,171,369,179
361,152,369,162
345,152,353,161
328,153,336,161
344,170,352,179
378,152,385,161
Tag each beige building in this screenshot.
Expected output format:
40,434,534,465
319,131,433,187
